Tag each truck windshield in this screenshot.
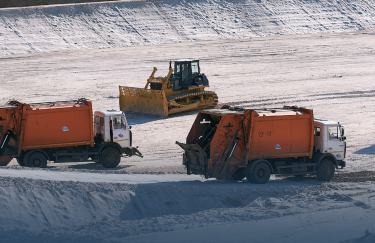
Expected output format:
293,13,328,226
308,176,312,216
112,116,126,129
328,126,339,140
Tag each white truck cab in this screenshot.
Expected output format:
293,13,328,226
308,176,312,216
313,119,346,167
94,110,132,148
92,110,141,168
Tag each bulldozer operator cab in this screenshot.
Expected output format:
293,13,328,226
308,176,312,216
169,59,209,91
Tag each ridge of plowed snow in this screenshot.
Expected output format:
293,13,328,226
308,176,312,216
1,0,375,55
0,175,375,243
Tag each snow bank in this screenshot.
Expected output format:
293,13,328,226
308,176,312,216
1,0,375,55
0,175,374,242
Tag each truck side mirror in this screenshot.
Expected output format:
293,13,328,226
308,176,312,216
129,126,132,129
341,136,346,141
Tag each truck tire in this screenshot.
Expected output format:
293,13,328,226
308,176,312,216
247,161,271,184
100,148,121,168
27,152,47,168
317,159,335,181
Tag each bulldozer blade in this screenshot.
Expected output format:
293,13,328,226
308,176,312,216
119,86,168,117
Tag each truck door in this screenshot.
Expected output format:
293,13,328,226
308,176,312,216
111,116,130,147
327,126,345,160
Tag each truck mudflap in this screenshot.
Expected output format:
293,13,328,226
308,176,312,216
119,86,168,117
0,155,12,166
175,141,208,178
122,147,143,158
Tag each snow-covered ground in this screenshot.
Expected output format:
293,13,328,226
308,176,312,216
1,0,375,55
1,0,375,242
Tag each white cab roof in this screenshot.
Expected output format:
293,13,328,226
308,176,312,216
95,110,124,117
314,119,340,126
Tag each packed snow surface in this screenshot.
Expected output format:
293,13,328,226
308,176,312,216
0,0,375,55
1,0,375,242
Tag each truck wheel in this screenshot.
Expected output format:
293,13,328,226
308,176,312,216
248,161,271,184
100,148,121,168
27,152,47,168
317,159,335,181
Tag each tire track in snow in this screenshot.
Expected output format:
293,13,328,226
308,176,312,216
299,6,330,32
220,89,375,108
80,5,114,48
187,2,223,37
41,13,74,49
258,1,297,35
336,0,366,30
227,1,262,38
31,191,52,230
153,2,190,42
0,16,38,53
309,89,375,99
217,1,248,38
114,6,151,44
361,0,375,11
250,1,282,37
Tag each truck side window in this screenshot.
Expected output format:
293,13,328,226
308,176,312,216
100,117,104,126
328,126,339,140
95,116,99,124
121,116,127,129
314,127,320,136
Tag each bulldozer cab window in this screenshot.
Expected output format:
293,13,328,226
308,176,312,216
191,61,199,74
174,63,180,75
181,63,190,84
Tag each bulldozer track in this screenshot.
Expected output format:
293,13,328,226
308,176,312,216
168,91,218,105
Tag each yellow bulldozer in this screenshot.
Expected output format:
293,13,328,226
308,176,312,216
119,60,218,117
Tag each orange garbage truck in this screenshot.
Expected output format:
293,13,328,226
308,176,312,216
176,106,346,183
0,99,142,168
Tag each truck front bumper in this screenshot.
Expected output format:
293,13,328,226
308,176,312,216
121,147,143,158
337,160,346,169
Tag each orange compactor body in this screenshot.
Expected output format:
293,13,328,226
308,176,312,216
22,100,94,150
